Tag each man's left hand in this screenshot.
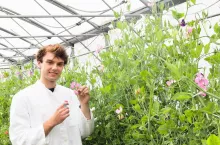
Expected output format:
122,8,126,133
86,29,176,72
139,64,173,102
77,86,90,104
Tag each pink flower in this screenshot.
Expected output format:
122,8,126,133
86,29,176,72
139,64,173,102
70,82,81,90
70,81,81,95
194,73,209,96
95,45,103,54
29,70,33,76
199,91,206,97
194,73,209,87
16,71,21,76
166,80,175,86
187,26,193,34
115,107,123,114
70,82,76,89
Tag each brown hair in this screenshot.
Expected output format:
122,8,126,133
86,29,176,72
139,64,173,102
36,44,68,65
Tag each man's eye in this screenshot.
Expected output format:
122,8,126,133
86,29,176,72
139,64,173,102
47,61,53,64
58,63,64,67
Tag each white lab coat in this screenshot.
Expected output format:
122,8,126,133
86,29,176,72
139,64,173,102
9,80,94,145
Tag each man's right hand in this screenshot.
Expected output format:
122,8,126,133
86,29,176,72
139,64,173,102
43,102,70,136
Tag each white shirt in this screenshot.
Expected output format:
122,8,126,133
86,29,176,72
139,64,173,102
9,80,94,145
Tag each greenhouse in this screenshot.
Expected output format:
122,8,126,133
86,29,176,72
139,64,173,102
0,0,220,144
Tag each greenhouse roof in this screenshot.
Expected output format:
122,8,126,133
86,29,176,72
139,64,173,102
0,0,186,69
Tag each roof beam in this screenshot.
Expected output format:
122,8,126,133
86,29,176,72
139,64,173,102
45,0,100,30
0,34,98,39
64,0,186,45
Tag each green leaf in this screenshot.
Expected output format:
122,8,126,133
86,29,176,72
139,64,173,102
202,10,208,18
156,29,163,41
195,44,203,58
132,132,145,139
205,53,220,64
113,11,120,18
172,92,191,101
100,84,111,94
165,62,181,80
158,124,168,135
141,116,148,124
201,102,217,114
204,43,210,54
117,21,127,30
133,104,142,113
214,23,220,34
105,114,111,120
184,110,193,123
190,0,196,5
130,99,138,105
161,107,171,114
172,10,184,20
131,124,141,129
207,134,220,145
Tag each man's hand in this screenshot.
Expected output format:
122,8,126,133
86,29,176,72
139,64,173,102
77,86,91,120
77,86,90,105
43,102,69,136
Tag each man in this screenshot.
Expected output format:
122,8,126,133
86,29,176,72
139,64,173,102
9,44,94,145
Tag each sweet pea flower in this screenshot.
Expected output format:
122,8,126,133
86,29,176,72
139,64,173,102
187,26,193,34
70,81,82,95
16,71,21,76
95,45,104,54
180,19,186,27
194,73,209,96
115,106,123,114
166,80,176,86
70,82,81,90
29,70,33,76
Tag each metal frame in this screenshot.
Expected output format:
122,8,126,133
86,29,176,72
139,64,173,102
0,0,187,69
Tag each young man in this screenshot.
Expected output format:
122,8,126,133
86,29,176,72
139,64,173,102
9,44,94,145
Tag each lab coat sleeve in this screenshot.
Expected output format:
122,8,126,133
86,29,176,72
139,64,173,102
9,93,46,145
78,107,95,139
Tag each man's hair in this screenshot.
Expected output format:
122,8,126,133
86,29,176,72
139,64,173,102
36,44,68,65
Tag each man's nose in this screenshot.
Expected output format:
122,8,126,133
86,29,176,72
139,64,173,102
52,64,58,69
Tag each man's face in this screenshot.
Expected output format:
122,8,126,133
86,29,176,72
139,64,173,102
38,52,65,83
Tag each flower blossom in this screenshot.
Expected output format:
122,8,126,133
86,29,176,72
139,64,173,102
70,81,81,95
166,80,176,86
194,73,209,96
187,26,193,34
115,106,123,114
28,70,33,76
180,19,186,27
95,45,104,54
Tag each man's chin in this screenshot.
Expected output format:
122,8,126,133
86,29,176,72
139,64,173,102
48,77,60,82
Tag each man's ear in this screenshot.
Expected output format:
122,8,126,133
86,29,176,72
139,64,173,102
37,61,41,69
